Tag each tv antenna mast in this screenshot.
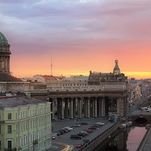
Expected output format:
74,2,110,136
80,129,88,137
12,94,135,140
51,56,53,76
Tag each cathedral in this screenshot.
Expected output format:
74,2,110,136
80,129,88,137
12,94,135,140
0,32,30,93
0,32,21,81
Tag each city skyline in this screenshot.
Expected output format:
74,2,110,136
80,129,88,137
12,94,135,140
1,0,151,78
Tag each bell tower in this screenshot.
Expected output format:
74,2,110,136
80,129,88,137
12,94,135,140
0,32,11,73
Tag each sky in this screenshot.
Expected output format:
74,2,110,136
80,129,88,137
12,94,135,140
0,0,151,78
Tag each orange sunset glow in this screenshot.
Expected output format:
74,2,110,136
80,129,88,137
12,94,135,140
1,0,151,79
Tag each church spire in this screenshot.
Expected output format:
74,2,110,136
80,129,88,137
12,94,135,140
113,60,121,75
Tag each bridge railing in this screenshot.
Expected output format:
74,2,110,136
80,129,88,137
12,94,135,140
78,122,120,151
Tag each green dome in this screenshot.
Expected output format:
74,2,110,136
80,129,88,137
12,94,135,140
0,32,8,45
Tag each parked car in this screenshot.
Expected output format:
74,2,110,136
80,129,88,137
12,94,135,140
77,131,88,137
93,124,101,128
140,107,148,111
64,127,73,131
70,134,82,139
146,108,151,112
57,129,67,135
71,124,81,128
61,129,69,133
80,131,88,135
96,122,105,126
88,127,97,130
84,129,93,133
90,125,99,129
57,130,64,136
80,122,88,125
83,139,90,144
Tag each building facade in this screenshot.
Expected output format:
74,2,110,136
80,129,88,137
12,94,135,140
31,60,128,119
0,97,51,151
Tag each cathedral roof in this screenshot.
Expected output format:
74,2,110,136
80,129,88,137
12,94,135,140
0,32,8,45
0,72,21,82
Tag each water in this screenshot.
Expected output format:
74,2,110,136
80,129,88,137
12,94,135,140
127,127,147,151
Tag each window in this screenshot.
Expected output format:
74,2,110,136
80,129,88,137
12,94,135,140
0,141,1,150
7,125,12,134
8,141,12,149
8,113,12,120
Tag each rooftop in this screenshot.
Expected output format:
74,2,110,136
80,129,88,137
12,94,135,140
0,96,48,108
0,72,21,82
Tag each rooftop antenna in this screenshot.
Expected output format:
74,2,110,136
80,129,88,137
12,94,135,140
51,56,53,76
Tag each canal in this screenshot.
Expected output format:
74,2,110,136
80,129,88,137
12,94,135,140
95,125,148,151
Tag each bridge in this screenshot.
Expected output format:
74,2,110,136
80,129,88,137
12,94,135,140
128,110,151,123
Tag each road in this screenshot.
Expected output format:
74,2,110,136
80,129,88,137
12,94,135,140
51,118,115,151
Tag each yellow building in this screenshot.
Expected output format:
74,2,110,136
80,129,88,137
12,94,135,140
0,96,51,151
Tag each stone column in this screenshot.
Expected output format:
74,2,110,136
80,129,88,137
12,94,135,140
61,98,65,119
117,97,124,117
98,98,101,117
8,57,10,72
57,98,60,119
51,98,55,119
4,57,7,72
69,98,74,119
83,98,87,118
73,98,77,118
87,98,90,118
90,97,97,117
91,99,94,117
94,98,98,118
77,98,83,118
74,97,78,118
64,99,69,118
101,98,105,117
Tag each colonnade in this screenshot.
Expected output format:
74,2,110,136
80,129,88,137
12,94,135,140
51,96,127,119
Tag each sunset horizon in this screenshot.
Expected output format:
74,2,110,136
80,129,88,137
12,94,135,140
1,0,151,79
1,1,151,150
11,69,151,79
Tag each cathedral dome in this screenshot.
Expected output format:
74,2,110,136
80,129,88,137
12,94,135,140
0,32,8,45
0,32,10,54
